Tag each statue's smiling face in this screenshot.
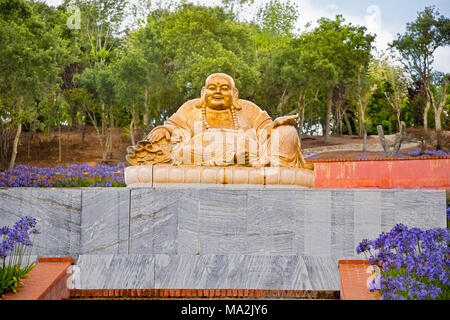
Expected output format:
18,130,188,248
204,75,233,110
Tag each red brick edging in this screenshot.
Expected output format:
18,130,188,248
2,257,76,300
338,260,379,300
69,288,339,300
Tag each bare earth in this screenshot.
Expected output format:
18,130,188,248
3,126,432,170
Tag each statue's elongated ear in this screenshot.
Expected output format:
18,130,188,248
196,87,206,108
233,87,242,110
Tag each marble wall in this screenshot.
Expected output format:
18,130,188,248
0,187,446,290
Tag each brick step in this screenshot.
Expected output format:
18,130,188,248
67,289,340,300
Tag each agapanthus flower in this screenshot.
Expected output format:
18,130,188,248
356,225,449,300
0,164,126,188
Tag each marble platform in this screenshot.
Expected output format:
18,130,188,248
0,187,446,290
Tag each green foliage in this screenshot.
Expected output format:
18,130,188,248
0,0,448,164
159,4,259,99
390,6,449,84
0,263,34,298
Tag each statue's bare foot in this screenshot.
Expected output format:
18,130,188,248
301,162,314,170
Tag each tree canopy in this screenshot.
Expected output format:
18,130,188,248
0,0,449,168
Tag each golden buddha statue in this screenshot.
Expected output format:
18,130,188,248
126,73,313,172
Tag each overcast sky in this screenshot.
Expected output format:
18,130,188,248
42,0,450,73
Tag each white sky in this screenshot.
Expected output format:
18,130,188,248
43,0,450,73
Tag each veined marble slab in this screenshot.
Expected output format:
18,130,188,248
74,254,340,290
0,188,446,259
126,188,446,258
80,189,130,255
0,187,446,290
74,254,155,289
0,188,81,258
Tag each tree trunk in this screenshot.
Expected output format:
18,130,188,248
343,113,353,136
423,99,430,130
324,86,333,144
81,123,86,146
101,103,105,136
8,123,22,170
434,110,441,131
425,80,448,131
307,106,313,135
67,126,71,160
362,127,367,152
143,85,150,128
356,71,367,152
296,90,306,138
335,107,343,135
298,105,305,138
58,123,62,162
107,111,114,159
27,123,32,159
130,108,136,146
377,122,406,157
432,80,448,131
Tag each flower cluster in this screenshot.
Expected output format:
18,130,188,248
357,224,449,300
447,202,450,222
0,164,126,188
408,148,450,157
0,217,40,297
354,152,370,160
1,217,40,261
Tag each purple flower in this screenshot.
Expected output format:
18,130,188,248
356,225,449,300
356,239,370,254
0,164,126,188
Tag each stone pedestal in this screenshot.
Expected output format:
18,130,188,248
0,187,446,290
124,165,315,188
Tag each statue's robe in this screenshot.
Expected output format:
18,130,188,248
151,98,306,168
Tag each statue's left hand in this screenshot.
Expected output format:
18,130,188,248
273,115,298,128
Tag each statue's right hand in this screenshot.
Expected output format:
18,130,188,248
146,127,170,144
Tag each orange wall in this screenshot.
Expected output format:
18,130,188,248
311,158,450,189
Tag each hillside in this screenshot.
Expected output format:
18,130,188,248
2,126,447,170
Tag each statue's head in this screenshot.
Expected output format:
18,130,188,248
198,73,241,110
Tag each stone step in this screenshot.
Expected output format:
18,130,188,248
71,254,341,291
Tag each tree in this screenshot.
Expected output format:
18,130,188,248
158,4,260,101
372,57,409,132
38,85,70,162
390,6,450,130
255,0,298,54
261,36,335,136
429,73,449,131
74,63,117,161
307,16,375,144
68,0,129,161
113,42,148,145
0,0,75,169
66,0,127,66
346,23,376,150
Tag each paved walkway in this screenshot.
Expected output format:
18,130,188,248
304,141,419,154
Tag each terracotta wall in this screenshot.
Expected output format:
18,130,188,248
310,158,450,189
2,257,75,300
